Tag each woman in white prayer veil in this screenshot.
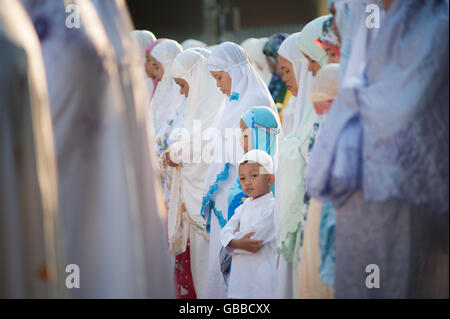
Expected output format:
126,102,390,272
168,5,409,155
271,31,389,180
22,0,173,298
277,33,314,136
273,31,314,299
164,49,226,298
148,39,186,206
0,0,64,299
131,30,157,103
275,15,329,299
150,39,185,145
273,32,310,299
201,42,278,298
241,37,272,86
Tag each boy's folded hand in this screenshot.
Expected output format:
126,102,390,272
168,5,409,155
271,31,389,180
230,232,263,253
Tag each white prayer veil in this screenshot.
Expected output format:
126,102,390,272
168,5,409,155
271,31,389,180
278,32,313,133
166,50,226,256
150,39,185,135
130,30,157,105
207,42,277,139
181,38,208,50
0,0,63,298
241,37,272,85
171,50,225,133
276,16,330,265
187,47,212,59
22,0,174,298
131,30,156,64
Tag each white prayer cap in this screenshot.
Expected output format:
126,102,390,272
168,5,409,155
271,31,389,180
239,150,274,175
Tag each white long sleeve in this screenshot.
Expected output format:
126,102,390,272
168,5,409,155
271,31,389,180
220,209,242,248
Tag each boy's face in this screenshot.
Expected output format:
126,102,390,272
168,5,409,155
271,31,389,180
239,162,274,199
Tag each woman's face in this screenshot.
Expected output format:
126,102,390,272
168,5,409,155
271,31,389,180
210,71,232,97
145,52,154,78
324,47,340,64
302,52,321,76
147,55,164,81
240,119,252,154
174,78,189,97
278,55,299,96
313,99,334,115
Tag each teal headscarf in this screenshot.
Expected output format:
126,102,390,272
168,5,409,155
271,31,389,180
228,107,280,218
241,107,280,158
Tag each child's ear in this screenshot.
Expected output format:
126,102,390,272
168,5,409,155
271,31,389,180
268,174,275,186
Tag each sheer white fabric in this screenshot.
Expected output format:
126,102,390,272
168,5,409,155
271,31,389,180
0,0,63,298
278,33,313,133
167,50,226,298
131,30,157,102
181,39,207,50
22,0,173,298
150,39,185,136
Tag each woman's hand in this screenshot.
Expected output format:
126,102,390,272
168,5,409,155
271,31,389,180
229,232,263,253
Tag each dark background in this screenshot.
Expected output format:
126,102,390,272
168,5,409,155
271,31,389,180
126,0,326,45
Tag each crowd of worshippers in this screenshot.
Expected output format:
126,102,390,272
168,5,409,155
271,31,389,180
1,0,448,299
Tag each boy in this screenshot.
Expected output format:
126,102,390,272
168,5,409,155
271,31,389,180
220,150,276,299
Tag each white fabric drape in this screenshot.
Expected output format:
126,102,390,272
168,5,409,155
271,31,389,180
181,39,207,50
167,50,226,298
0,0,63,299
23,0,173,298
91,0,174,298
278,32,314,134
131,30,157,103
150,39,185,136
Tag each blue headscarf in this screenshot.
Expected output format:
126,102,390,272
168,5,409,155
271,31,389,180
228,107,280,218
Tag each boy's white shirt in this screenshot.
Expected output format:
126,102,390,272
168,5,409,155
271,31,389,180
220,192,277,299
